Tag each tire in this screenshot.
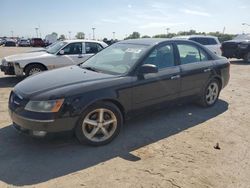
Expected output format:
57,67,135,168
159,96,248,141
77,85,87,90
198,79,221,107
244,52,250,63
75,102,123,146
25,64,46,76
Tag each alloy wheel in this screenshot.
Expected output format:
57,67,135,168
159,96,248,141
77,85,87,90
29,68,41,75
81,108,117,142
206,82,219,105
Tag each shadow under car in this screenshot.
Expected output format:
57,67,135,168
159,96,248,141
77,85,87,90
0,99,228,186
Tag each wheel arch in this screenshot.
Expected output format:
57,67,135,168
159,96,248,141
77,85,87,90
24,62,48,73
78,97,126,123
100,99,126,121
212,76,222,90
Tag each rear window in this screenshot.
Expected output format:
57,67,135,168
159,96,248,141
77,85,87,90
190,37,218,45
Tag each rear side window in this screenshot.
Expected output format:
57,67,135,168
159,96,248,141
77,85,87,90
207,38,218,45
144,44,175,69
177,44,209,64
190,38,209,45
85,42,103,54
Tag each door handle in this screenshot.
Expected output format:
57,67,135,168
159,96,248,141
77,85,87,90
171,75,180,80
204,68,211,73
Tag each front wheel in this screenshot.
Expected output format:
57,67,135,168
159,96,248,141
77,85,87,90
198,79,221,107
25,64,46,76
75,102,123,146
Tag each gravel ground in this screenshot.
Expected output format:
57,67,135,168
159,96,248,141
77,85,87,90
0,46,250,188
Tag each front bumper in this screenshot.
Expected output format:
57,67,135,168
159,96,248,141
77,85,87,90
9,109,79,137
0,64,15,75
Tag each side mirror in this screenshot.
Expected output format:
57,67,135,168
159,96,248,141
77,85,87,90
138,64,158,74
59,50,64,55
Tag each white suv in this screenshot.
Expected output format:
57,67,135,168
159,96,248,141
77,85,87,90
0,40,108,76
173,35,222,56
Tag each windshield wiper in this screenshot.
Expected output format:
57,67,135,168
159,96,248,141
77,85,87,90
81,66,99,72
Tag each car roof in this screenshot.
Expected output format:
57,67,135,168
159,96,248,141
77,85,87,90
173,35,218,39
64,39,106,44
118,38,205,46
118,38,172,46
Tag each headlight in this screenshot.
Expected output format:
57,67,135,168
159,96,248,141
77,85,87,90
1,59,7,66
25,99,64,113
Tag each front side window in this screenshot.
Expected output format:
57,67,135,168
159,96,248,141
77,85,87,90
85,42,103,54
177,44,208,64
144,44,175,69
46,41,66,54
62,42,82,55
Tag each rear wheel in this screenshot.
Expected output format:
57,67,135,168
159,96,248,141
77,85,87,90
75,102,123,146
244,52,250,63
25,64,46,76
198,79,221,107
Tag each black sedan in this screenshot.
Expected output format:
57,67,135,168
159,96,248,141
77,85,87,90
4,40,16,47
9,38,230,145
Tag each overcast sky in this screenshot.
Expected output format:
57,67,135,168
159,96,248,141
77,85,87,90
0,0,250,39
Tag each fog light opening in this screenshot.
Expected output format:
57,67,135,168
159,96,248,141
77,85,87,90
32,131,47,137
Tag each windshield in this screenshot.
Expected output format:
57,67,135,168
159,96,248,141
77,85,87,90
233,34,250,40
46,41,67,54
81,43,148,74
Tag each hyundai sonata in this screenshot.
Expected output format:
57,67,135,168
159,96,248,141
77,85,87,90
9,38,230,145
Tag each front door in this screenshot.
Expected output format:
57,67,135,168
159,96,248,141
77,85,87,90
132,43,181,110
54,42,84,68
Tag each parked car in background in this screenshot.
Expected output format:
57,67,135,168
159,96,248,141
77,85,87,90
17,39,30,47
9,38,230,145
221,34,250,62
173,35,222,56
0,39,108,76
0,38,5,45
4,39,16,47
30,38,45,47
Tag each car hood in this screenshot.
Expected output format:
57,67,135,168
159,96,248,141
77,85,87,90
5,51,50,62
14,65,118,99
223,39,250,43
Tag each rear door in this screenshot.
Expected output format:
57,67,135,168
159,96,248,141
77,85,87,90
132,43,181,110
82,42,105,63
176,42,214,97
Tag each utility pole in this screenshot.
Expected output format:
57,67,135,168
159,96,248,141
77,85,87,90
68,31,71,39
38,24,42,38
35,28,39,38
222,26,226,34
112,32,116,40
166,28,170,35
92,28,96,40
